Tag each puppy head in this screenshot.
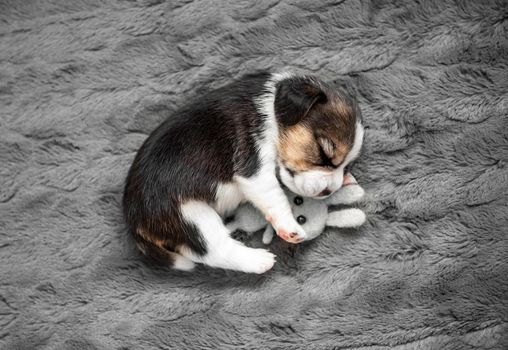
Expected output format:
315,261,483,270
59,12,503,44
274,75,364,198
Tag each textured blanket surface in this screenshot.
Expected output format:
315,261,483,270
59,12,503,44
1,0,507,349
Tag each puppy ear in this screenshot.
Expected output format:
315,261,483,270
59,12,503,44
274,77,327,126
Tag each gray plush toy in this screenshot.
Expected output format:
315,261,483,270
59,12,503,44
226,174,366,244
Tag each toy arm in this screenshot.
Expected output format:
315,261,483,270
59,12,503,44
325,184,365,205
325,173,365,205
326,208,366,228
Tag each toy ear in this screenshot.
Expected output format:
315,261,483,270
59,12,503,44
325,184,365,205
326,208,366,228
274,77,327,126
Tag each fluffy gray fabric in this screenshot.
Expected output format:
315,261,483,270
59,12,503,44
1,0,507,349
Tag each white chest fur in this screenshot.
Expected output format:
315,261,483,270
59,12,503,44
214,182,245,216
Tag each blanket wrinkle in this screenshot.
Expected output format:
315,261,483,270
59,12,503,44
1,0,507,349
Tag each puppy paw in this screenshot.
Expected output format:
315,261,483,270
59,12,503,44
241,249,276,274
172,255,196,271
269,216,307,244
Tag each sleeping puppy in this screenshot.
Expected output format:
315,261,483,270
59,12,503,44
123,71,364,273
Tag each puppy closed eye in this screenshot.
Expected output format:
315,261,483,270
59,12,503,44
317,137,335,159
285,166,296,177
315,148,335,169
313,160,334,169
316,137,338,169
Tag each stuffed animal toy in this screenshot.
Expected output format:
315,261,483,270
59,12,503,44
226,174,366,244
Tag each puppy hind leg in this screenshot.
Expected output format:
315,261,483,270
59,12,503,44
134,234,195,271
180,201,276,274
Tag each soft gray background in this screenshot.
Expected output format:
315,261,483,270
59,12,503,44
1,0,507,349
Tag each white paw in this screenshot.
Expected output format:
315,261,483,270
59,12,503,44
241,248,276,274
173,255,196,271
270,215,307,243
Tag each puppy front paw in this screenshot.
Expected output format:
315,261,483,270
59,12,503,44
267,215,307,244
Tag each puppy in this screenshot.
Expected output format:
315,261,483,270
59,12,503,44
123,71,364,273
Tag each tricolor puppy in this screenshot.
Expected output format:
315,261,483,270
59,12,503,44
123,71,364,273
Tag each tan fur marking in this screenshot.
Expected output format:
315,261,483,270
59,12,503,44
136,227,165,247
332,143,349,166
278,124,317,171
333,98,353,117
318,137,335,158
278,124,353,171
277,84,358,172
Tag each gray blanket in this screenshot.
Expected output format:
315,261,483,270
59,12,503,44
1,0,507,349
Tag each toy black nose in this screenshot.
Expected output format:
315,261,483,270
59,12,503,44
319,189,331,197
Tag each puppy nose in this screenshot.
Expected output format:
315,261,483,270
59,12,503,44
319,188,331,197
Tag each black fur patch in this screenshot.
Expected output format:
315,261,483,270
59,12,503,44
274,76,327,126
123,72,272,263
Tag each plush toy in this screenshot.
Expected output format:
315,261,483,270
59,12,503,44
226,174,366,244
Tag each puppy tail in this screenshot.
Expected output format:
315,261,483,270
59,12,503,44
134,234,195,271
